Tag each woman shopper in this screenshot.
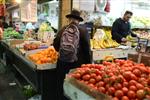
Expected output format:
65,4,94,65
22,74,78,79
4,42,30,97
53,9,91,100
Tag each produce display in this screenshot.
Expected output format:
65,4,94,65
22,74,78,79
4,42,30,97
131,17,150,28
24,43,39,51
28,47,58,64
68,59,150,100
3,27,22,39
133,30,150,40
91,29,120,49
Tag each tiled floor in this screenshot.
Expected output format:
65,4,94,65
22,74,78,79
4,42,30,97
0,63,26,100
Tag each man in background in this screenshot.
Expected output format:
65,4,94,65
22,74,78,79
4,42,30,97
111,11,137,43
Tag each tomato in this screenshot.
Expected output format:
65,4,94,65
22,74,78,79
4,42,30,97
90,73,97,78
73,73,81,79
122,87,128,94
141,81,148,86
136,89,145,99
98,87,105,93
123,71,132,81
129,85,137,92
108,87,115,95
146,95,150,99
88,83,94,88
132,69,141,77
127,90,136,99
130,74,138,81
110,76,117,83
96,81,105,87
82,74,90,81
96,75,102,82
129,80,137,86
103,78,110,84
121,96,129,100
115,90,124,99
117,75,124,83
114,83,122,90
136,83,144,90
144,87,150,94
89,78,96,84
112,97,119,100
109,72,114,76
123,82,129,87
105,84,110,90
138,78,146,83
147,78,150,85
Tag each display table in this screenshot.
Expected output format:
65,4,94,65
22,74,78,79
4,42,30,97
64,77,111,100
92,47,136,61
0,40,57,100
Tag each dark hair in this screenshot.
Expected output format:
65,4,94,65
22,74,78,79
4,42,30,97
124,11,133,16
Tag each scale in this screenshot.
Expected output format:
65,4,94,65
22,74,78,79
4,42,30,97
136,37,149,53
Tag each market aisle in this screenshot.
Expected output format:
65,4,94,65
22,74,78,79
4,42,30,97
0,63,26,100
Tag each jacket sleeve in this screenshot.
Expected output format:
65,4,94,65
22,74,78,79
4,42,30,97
79,26,92,64
111,20,123,43
128,23,137,37
53,26,65,52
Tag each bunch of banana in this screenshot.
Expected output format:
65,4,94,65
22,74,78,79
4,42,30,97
90,38,120,49
91,28,120,49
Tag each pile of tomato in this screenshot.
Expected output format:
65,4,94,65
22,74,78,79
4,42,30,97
69,59,150,100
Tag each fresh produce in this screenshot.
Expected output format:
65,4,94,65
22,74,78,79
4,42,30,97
3,27,22,39
28,47,58,64
68,59,150,99
91,29,120,49
24,43,39,51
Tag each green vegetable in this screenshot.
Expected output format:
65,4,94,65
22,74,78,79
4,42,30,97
3,27,23,39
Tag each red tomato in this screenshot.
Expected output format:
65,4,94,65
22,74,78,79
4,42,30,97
109,72,114,76
82,74,90,81
73,73,81,79
96,81,105,87
132,69,141,77
88,83,94,88
108,87,115,95
141,81,148,86
127,90,136,99
123,71,132,81
147,78,150,85
110,76,117,83
98,87,105,93
121,96,129,100
136,89,145,99
114,83,122,90
130,74,138,81
89,78,96,84
129,80,137,86
136,83,144,90
112,97,119,100
146,95,150,99
96,75,102,82
144,87,150,93
122,87,128,94
129,85,137,92
138,78,146,83
115,90,124,99
90,73,97,78
105,84,110,90
103,78,110,84
123,82,129,87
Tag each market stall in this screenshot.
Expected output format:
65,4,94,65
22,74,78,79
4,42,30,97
64,60,150,100
0,39,57,100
